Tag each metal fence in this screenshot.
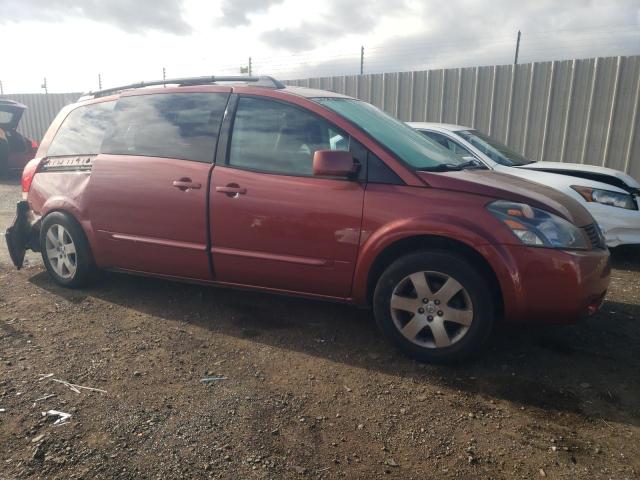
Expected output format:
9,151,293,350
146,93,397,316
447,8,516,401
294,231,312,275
0,93,80,143
1,55,639,178
286,55,640,178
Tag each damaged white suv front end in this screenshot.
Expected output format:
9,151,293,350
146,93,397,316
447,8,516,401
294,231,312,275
408,122,640,248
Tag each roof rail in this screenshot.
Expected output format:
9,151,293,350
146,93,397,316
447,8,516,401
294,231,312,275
83,75,286,99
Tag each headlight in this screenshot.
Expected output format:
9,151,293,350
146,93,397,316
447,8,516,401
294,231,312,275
572,185,637,210
487,200,588,249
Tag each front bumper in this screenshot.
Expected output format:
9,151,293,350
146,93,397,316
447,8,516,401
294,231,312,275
4,201,39,269
481,243,611,325
589,201,640,247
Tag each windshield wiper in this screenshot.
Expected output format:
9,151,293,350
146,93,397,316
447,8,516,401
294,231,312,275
419,164,463,172
457,159,487,170
420,159,487,172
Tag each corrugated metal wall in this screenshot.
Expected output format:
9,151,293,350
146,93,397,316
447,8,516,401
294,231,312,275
0,93,80,142
286,55,640,178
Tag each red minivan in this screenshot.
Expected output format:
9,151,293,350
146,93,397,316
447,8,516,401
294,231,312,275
5,76,610,362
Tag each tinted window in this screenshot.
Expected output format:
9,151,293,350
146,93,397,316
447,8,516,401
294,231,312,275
102,93,229,162
228,97,348,176
368,153,403,184
47,101,115,157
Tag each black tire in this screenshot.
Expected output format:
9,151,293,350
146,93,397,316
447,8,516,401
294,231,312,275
373,250,495,363
40,212,97,288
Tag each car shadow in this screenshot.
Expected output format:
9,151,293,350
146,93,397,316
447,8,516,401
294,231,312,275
0,174,21,185
610,245,640,272
28,267,639,427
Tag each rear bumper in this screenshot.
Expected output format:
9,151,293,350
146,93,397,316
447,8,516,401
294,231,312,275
481,244,611,325
4,201,40,269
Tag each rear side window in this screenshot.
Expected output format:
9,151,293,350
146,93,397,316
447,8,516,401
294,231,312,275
102,93,229,163
228,97,349,176
47,101,115,157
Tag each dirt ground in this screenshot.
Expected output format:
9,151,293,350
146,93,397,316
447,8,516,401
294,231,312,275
0,177,639,480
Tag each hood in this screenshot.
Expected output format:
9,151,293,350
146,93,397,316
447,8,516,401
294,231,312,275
416,169,595,227
518,161,640,193
0,100,26,131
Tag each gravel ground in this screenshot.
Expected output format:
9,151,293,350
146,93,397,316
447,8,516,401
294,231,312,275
1,177,639,479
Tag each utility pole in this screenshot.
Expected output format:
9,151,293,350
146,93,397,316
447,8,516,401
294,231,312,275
41,77,48,94
98,74,102,90
360,46,364,75
514,30,521,65
162,67,166,87
248,57,252,76
0,80,3,95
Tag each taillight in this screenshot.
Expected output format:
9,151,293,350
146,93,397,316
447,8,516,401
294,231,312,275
22,157,43,194
30,139,39,151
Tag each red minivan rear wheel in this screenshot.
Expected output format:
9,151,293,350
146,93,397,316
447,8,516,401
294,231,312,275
373,250,495,363
40,212,98,288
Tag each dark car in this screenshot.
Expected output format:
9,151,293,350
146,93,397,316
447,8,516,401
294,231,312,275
5,76,610,363
0,99,38,176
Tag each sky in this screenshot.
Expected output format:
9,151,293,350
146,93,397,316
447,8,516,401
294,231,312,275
0,0,638,93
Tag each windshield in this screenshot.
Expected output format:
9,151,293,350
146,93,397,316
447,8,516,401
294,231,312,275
315,98,465,170
454,129,534,166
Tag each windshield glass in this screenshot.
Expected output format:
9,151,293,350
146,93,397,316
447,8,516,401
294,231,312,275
315,98,464,170
454,129,534,166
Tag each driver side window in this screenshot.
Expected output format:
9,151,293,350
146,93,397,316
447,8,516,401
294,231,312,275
228,97,348,176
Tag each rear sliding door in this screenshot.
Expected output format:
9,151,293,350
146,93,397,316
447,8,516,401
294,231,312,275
88,89,230,279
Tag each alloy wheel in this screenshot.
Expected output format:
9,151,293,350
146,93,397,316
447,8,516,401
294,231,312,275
45,224,77,279
390,271,473,349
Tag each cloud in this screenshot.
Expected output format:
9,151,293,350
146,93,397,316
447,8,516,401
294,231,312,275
217,0,284,26
262,0,640,65
0,0,191,34
261,0,409,51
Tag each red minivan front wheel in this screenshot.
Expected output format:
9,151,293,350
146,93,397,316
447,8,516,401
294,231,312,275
373,250,495,363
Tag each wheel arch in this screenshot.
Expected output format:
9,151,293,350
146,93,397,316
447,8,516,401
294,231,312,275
364,235,504,320
38,204,97,260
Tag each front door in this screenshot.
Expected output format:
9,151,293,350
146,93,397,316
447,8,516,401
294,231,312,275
88,90,230,279
210,96,365,298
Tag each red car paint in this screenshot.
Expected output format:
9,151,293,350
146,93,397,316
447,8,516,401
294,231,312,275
23,84,609,324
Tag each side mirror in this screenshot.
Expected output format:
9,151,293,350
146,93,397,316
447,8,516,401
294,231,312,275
313,150,358,178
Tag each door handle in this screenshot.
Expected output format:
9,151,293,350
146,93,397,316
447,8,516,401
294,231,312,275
216,184,247,197
172,178,201,191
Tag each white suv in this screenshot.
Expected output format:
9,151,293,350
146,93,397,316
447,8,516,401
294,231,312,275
409,122,640,248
